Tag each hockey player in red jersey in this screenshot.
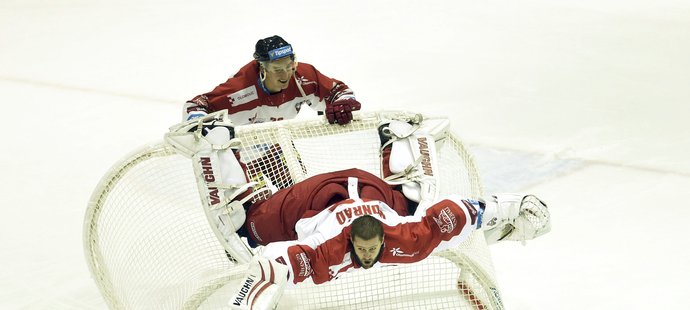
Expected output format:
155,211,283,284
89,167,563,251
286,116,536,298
259,194,482,285
216,165,549,283
250,179,550,286
184,35,361,125
239,168,413,246
224,183,549,308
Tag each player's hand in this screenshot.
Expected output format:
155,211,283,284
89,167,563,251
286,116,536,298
326,98,361,125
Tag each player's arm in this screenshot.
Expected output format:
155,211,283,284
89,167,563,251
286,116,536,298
406,194,552,249
261,233,351,285
184,95,210,121
301,64,361,125
183,79,239,121
394,196,480,258
228,234,348,310
183,62,255,121
287,232,351,285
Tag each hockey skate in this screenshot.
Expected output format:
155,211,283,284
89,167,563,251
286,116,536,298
481,194,551,244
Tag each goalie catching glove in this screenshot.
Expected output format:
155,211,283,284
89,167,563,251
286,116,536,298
480,194,551,244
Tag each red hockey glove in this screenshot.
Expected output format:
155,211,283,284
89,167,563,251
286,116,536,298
326,98,361,125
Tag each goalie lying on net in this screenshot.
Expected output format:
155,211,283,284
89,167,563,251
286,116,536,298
221,166,550,257
225,183,550,309
166,111,550,266
254,186,550,286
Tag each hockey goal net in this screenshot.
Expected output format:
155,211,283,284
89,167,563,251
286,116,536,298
84,111,504,309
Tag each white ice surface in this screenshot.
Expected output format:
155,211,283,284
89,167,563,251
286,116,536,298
1,0,689,309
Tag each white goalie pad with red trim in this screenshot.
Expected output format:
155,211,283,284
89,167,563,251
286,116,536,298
381,118,450,215
229,256,289,310
165,110,258,263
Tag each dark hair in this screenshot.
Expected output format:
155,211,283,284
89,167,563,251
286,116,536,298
350,215,384,241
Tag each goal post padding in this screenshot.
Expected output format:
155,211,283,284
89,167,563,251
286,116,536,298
84,111,502,309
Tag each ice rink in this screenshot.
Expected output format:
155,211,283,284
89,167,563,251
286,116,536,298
2,0,689,308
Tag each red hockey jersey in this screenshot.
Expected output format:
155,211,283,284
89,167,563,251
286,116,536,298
260,195,481,285
184,61,352,125
244,168,410,245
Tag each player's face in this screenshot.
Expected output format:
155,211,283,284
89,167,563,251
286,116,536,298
351,236,384,269
263,57,296,93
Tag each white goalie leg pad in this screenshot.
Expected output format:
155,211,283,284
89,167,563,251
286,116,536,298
194,134,263,262
482,194,551,244
170,112,259,263
192,144,256,262
381,120,445,213
229,256,289,310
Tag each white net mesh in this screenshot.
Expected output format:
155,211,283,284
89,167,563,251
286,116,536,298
84,111,503,309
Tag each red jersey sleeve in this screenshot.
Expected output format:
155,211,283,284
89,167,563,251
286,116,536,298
285,232,352,285
381,198,477,263
183,61,356,121
293,63,355,106
183,61,259,120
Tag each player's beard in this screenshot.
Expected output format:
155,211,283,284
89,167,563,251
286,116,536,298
351,245,384,269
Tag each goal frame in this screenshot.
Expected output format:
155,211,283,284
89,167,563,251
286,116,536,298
84,111,504,309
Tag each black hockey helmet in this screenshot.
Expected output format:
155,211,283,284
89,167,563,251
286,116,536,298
253,35,294,62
